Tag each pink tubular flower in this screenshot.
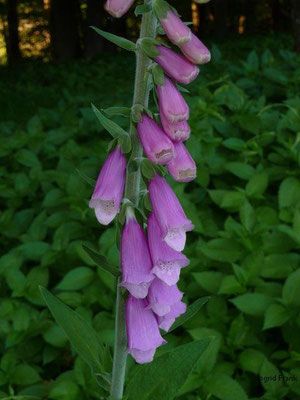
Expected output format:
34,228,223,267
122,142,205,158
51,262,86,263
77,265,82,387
149,175,194,251
159,11,191,45
148,213,189,286
160,112,191,142
126,296,166,364
158,301,187,332
104,0,135,18
120,210,154,298
180,33,211,65
155,46,199,85
166,142,197,183
147,278,183,316
137,114,174,165
157,77,189,123
89,147,126,225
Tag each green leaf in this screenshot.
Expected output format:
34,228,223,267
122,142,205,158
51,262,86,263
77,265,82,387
126,339,211,400
135,4,152,16
278,177,300,209
118,133,132,154
200,239,243,263
91,104,129,139
55,267,94,291
239,201,255,232
231,293,273,317
167,297,210,333
91,26,136,52
40,287,104,372
141,159,156,179
82,245,120,277
209,190,245,211
282,268,300,307
103,106,131,117
206,372,248,400
263,304,290,330
193,272,223,293
246,171,268,197
222,138,245,152
239,349,265,374
152,65,165,86
10,364,41,385
76,169,95,187
225,162,255,180
15,149,41,168
49,381,80,400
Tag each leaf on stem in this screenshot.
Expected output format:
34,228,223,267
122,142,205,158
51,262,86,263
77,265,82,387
82,245,121,278
91,104,129,139
91,26,136,52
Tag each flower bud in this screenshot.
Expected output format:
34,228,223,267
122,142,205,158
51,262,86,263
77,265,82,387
160,112,191,142
120,210,154,298
137,114,174,165
126,296,166,364
180,33,211,65
153,0,191,45
89,147,126,225
157,77,189,123
155,46,199,85
160,113,191,142
158,301,186,332
147,213,189,286
104,0,135,18
166,142,196,183
147,278,183,316
149,175,193,251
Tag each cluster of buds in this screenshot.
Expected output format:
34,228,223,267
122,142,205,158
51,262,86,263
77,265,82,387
91,0,211,364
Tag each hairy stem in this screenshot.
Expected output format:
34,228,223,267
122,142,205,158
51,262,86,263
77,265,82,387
109,4,156,400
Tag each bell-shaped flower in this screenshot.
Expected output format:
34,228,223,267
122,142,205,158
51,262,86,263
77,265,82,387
147,213,189,286
104,0,135,18
166,142,196,183
89,147,126,225
180,33,211,65
120,209,154,298
153,0,191,45
126,296,166,364
137,114,174,165
158,301,187,332
155,46,199,85
160,112,191,142
157,77,189,123
148,175,193,251
147,278,183,316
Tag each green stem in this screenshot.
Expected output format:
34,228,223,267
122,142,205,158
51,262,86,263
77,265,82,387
109,4,156,400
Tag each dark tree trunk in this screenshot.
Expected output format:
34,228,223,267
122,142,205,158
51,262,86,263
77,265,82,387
212,0,228,38
84,0,104,59
290,0,300,53
5,0,21,65
50,0,81,60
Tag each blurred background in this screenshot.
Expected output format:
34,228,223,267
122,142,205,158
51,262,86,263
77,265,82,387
1,1,300,400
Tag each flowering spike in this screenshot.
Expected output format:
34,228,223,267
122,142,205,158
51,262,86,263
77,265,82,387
166,142,197,183
89,147,126,225
148,213,189,286
153,0,191,45
137,114,174,165
147,278,183,316
120,210,154,298
155,46,199,85
126,296,166,364
149,175,193,251
157,77,189,123
104,0,135,18
180,33,211,65
158,301,187,332
160,112,191,142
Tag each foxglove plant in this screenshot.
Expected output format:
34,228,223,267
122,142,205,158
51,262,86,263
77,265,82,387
42,0,211,399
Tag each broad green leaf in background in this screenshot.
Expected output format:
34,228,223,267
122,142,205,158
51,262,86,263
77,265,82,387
263,304,290,330
193,272,223,294
82,245,120,277
91,27,136,52
231,293,273,317
55,267,94,291
278,177,300,209
200,239,243,263
206,372,248,400
126,338,211,400
239,349,265,374
282,268,300,307
246,171,269,197
40,287,104,373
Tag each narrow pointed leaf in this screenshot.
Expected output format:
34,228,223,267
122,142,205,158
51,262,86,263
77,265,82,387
91,26,136,52
40,287,104,372
82,245,121,277
76,169,95,187
92,104,129,139
167,297,210,334
135,4,152,16
126,338,211,400
103,106,131,117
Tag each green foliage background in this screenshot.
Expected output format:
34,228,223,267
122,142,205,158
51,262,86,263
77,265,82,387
0,35,300,399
